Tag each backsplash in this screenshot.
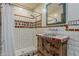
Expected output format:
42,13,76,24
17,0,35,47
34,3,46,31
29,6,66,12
45,27,66,35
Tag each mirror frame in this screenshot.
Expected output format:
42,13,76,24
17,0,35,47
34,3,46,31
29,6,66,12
46,3,66,26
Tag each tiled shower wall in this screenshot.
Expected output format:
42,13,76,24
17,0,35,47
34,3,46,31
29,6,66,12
67,26,79,56
13,6,37,55
14,28,37,55
66,4,79,55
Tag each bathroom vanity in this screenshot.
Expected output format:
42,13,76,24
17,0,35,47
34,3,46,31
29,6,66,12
36,34,69,56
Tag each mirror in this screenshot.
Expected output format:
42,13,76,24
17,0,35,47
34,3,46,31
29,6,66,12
47,3,66,26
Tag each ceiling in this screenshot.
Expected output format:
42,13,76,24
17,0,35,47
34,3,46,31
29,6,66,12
14,3,62,18
14,3,42,11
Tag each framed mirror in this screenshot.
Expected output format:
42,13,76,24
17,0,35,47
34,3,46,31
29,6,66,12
46,3,66,26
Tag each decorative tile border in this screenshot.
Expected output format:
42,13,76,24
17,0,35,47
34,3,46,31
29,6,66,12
66,19,79,31
68,20,79,25
14,14,42,28
15,20,35,28
65,25,79,32
15,20,42,28
75,29,79,31
14,14,79,31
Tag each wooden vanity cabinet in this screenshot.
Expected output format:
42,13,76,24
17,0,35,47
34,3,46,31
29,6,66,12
36,35,68,56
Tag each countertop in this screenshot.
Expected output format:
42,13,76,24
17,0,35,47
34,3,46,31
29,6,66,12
36,33,69,41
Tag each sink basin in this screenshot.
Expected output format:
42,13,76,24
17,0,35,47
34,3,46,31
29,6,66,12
43,34,57,36
41,33,58,38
